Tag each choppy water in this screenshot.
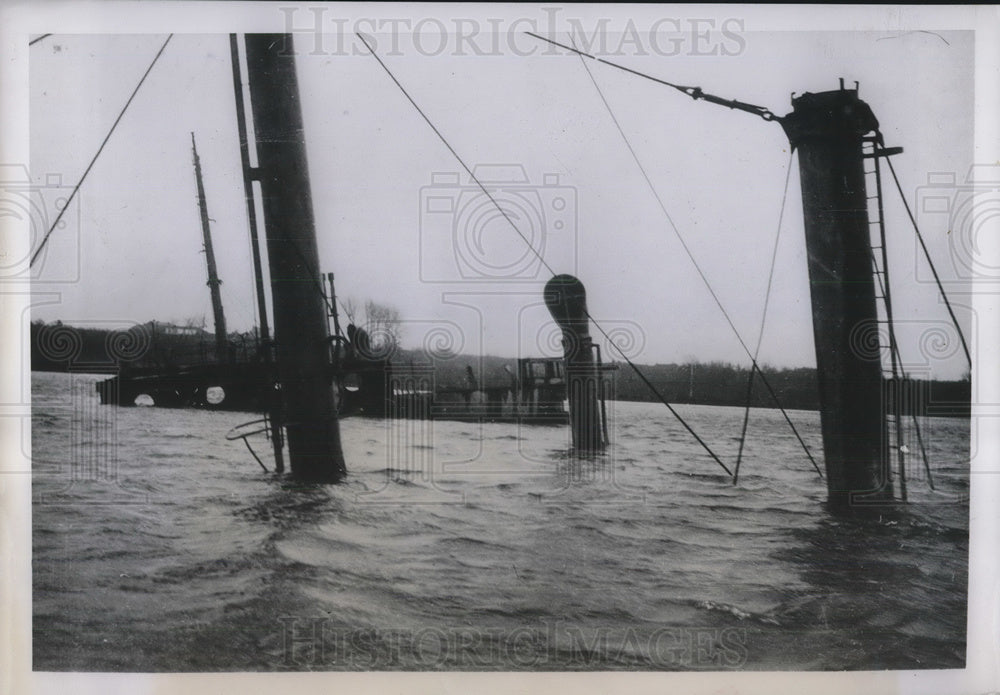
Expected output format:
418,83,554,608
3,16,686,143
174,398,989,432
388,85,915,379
31,371,969,671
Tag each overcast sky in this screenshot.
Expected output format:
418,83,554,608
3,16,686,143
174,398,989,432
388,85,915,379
25,13,976,379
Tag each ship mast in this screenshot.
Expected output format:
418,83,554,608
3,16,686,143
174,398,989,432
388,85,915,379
229,35,284,472
242,33,347,482
191,132,229,362
780,84,894,507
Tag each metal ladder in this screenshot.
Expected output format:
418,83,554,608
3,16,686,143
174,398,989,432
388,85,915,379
862,136,934,499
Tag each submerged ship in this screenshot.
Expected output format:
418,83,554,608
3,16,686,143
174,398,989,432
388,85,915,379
94,336,578,427
93,136,583,426
66,31,967,504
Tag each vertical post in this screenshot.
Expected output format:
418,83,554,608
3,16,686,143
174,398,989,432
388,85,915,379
244,33,346,482
781,84,891,507
871,146,907,501
230,34,284,473
190,132,229,363
327,272,342,340
545,274,604,453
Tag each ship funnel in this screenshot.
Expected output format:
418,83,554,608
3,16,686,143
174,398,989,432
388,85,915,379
545,274,591,350
544,274,604,453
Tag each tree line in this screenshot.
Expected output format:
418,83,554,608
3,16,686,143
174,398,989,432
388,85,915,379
30,319,970,416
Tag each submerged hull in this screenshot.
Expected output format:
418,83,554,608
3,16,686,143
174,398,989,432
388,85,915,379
96,360,569,425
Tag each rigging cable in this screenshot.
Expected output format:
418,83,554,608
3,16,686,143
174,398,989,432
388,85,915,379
526,32,780,124
29,34,53,46
535,35,949,485
30,34,174,268
355,31,732,477
881,140,966,492
567,36,821,479
734,150,797,484
881,142,972,368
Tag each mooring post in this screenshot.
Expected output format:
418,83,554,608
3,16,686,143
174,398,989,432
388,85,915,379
244,34,346,482
780,83,891,507
544,274,604,453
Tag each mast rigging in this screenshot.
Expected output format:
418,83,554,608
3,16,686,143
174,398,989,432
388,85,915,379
524,31,968,504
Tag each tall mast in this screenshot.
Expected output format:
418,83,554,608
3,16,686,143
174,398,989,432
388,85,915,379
229,34,283,472
781,83,892,508
191,132,229,362
243,33,346,482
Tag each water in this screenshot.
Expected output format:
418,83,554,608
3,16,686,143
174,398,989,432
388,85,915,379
31,371,969,671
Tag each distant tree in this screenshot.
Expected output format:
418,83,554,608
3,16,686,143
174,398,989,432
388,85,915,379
341,297,358,326
363,300,402,357
341,297,403,359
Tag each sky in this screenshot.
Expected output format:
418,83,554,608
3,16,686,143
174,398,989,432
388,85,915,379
23,12,977,379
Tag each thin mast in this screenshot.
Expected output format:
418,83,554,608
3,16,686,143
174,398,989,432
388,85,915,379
229,34,284,472
327,272,342,340
191,132,229,362
228,34,272,350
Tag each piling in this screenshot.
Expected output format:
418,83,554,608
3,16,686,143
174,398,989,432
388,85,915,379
780,83,891,506
244,34,346,482
544,274,604,453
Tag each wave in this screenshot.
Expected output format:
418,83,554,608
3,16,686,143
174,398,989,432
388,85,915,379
691,599,781,625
